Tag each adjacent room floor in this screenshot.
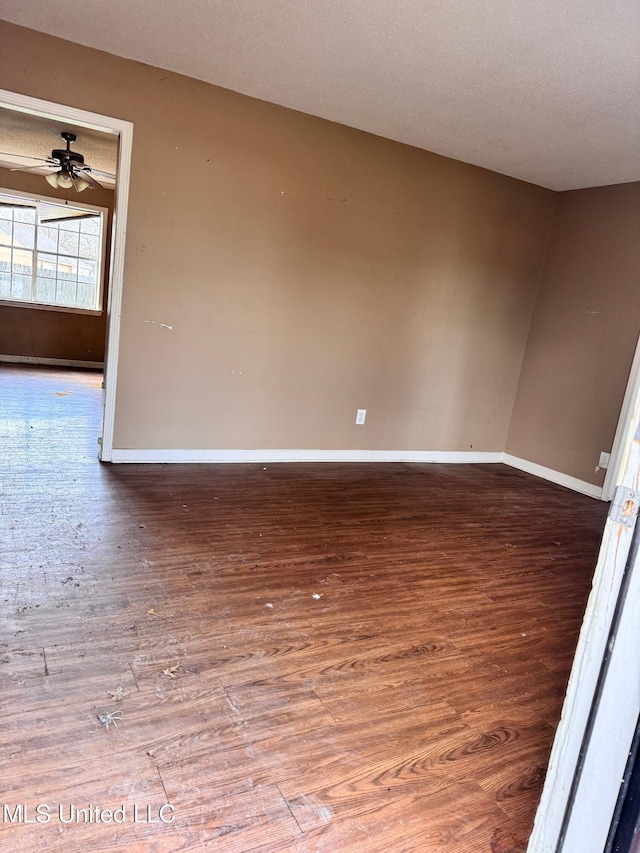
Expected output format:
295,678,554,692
0,365,608,852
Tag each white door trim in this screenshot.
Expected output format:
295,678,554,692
560,528,640,851
603,331,640,501
0,88,133,462
528,365,640,851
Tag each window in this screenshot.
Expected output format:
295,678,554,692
0,190,107,313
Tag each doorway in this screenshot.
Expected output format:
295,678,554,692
0,87,133,461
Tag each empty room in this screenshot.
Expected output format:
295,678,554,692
0,3,639,852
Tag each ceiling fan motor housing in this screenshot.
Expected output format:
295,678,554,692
51,132,85,167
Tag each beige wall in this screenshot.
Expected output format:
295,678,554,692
0,166,114,362
508,182,640,485
0,23,557,452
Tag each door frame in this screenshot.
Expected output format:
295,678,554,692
0,87,133,461
528,352,640,851
603,331,640,501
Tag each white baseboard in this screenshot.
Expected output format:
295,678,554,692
109,448,504,464
0,354,104,369
504,453,603,499
107,446,605,501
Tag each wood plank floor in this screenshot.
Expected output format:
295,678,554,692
0,365,608,852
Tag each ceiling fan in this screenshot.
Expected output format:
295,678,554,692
0,131,115,192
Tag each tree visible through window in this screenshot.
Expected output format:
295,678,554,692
0,191,106,312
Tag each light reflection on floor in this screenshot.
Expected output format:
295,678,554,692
0,365,103,466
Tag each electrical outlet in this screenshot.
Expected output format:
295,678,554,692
599,451,610,469
356,409,367,425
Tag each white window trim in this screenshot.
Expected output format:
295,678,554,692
0,185,108,314
0,299,102,316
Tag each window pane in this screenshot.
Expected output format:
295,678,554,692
78,258,97,284
37,253,57,277
58,229,79,255
80,216,100,235
11,274,31,300
58,280,77,305
0,221,13,246
57,256,78,279
58,218,80,232
14,222,35,250
37,226,58,252
0,268,11,298
76,282,96,309
13,248,33,274
55,277,77,306
35,277,56,304
78,233,99,259
14,208,36,224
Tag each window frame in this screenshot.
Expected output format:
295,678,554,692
0,185,109,316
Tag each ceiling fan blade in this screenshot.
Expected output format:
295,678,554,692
9,163,58,172
84,167,116,179
0,152,53,163
74,169,104,190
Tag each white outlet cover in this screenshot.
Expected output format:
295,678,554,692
599,451,610,469
356,409,367,425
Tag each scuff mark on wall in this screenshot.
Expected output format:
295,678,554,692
144,320,174,330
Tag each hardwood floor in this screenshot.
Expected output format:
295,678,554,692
0,365,608,852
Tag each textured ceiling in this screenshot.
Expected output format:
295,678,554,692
0,0,638,190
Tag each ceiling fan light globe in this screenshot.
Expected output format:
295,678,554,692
57,173,73,189
73,177,90,192
45,172,59,189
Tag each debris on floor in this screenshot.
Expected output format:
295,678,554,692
147,608,159,617
106,686,129,702
161,664,181,679
97,709,123,729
